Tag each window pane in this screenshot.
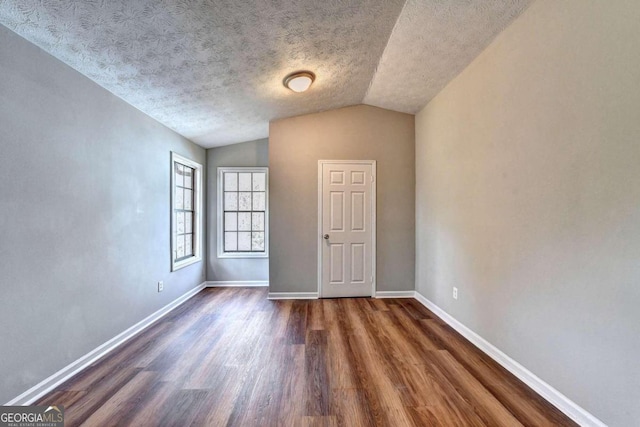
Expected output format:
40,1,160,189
224,172,237,191
184,167,193,189
238,192,251,211
253,172,266,191
224,232,237,251
252,212,264,231
238,173,252,191
185,234,193,256
252,232,265,251
177,212,185,234
238,231,251,251
175,188,184,209
218,168,267,256
177,235,185,258
253,192,265,211
184,189,193,210
175,164,184,187
238,212,251,231
172,155,203,268
185,212,193,233
224,212,237,231
224,192,237,210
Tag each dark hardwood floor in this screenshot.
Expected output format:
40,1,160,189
38,288,576,426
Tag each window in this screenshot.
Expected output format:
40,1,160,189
171,152,203,271
217,167,268,258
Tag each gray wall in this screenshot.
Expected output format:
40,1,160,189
206,139,269,282
0,26,206,403
415,1,640,425
269,105,415,293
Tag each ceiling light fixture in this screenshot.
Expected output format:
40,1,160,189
283,71,315,93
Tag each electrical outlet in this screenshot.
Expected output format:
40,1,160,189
158,281,164,292
453,287,458,300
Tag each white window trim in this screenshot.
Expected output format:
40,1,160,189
171,152,203,271
217,166,269,259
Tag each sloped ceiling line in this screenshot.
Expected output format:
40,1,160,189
365,0,533,114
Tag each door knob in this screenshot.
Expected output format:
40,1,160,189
323,234,330,240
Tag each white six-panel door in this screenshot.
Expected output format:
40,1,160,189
318,161,376,298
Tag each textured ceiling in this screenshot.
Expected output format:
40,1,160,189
365,0,533,114
0,0,532,148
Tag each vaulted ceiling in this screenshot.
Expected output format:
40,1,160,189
0,0,532,148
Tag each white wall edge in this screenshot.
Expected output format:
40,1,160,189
413,291,607,427
375,291,415,298
268,292,319,300
5,282,207,406
206,280,269,287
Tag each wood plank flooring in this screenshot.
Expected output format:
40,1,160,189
37,288,576,426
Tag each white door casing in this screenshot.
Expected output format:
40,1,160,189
318,160,376,298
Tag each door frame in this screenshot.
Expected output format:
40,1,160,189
317,160,377,298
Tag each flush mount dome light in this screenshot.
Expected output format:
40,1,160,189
283,71,315,93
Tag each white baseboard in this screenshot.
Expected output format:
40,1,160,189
268,292,318,300
413,291,606,427
375,290,415,298
6,282,207,406
269,291,415,300
206,280,268,287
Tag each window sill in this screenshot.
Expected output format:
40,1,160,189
217,252,268,259
172,256,202,271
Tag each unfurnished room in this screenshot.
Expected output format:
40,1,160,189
0,1,638,426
